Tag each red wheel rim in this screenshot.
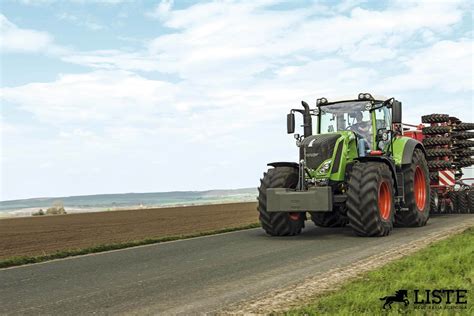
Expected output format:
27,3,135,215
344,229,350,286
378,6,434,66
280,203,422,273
414,166,427,210
289,213,300,221
378,180,391,220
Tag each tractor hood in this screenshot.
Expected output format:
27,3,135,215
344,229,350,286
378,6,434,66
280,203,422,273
301,133,342,170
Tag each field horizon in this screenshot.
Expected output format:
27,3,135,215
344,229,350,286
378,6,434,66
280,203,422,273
0,187,257,217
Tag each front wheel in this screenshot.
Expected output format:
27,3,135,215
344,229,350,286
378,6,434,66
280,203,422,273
257,166,305,236
346,162,395,237
395,149,430,227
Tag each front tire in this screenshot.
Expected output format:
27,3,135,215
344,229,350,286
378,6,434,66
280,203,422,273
395,149,430,227
346,162,395,237
257,167,305,236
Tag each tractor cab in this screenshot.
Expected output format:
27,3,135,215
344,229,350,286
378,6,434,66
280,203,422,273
287,93,402,160
317,99,388,157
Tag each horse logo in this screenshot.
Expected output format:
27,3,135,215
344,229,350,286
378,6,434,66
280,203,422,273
380,290,410,309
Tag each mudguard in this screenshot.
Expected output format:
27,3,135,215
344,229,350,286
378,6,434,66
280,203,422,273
267,162,299,169
392,137,426,166
354,156,399,195
401,138,426,165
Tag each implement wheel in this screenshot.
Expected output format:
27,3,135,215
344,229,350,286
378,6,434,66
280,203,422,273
430,189,439,214
422,114,449,123
257,166,305,236
346,162,394,237
422,136,451,147
457,191,469,213
468,190,474,214
395,149,430,227
422,126,451,135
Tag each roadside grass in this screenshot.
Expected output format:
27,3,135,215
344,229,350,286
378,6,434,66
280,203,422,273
0,223,259,269
289,227,474,315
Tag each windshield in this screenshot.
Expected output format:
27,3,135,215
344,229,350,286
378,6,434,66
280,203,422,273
319,101,378,134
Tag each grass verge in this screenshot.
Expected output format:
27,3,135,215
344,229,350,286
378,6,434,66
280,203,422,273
289,227,474,315
0,223,260,269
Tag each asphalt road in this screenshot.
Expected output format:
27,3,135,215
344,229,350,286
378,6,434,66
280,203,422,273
1,215,473,315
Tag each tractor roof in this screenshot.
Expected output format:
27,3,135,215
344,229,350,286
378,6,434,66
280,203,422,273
317,94,389,106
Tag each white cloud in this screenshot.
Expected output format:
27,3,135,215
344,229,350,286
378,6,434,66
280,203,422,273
0,14,54,53
60,50,160,72
378,39,473,93
1,70,178,123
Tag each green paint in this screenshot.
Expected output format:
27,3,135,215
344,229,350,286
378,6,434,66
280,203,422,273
392,136,412,166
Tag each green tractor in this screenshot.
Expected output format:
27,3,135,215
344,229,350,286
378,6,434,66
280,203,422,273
258,93,430,237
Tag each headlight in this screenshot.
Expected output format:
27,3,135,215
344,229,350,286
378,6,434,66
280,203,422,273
317,159,332,174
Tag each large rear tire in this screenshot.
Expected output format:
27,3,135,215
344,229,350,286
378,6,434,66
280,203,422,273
311,206,347,227
346,162,394,237
395,149,430,227
257,166,305,236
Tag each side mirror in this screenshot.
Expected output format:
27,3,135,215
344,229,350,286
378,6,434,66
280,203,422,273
287,113,295,134
392,101,402,124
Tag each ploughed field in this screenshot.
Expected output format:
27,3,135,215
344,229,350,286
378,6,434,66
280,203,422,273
0,202,258,260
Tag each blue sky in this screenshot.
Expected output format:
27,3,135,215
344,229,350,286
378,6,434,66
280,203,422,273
0,0,473,200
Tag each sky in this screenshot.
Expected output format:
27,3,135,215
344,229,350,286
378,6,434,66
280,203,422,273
0,0,473,201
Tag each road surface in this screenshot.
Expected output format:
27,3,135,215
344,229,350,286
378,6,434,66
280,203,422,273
1,215,473,315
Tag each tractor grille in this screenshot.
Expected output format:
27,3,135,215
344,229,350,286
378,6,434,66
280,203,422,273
301,134,341,169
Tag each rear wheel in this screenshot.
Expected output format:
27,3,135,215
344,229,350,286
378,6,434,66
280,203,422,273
346,162,394,237
257,166,305,236
395,149,430,227
311,206,347,227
